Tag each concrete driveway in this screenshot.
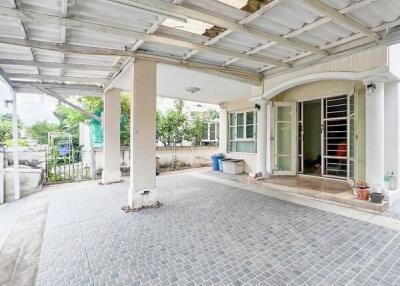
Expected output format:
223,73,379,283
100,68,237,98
1,172,400,286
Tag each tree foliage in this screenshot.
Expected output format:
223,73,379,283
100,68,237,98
27,121,60,145
156,100,189,147
0,114,26,146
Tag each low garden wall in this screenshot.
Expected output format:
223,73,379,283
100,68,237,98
85,146,218,174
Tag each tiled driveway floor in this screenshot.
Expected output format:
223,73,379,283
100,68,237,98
8,175,400,285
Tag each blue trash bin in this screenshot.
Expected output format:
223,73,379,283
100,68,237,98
218,158,223,171
211,154,224,171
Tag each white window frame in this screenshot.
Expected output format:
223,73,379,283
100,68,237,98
201,122,219,142
228,109,257,153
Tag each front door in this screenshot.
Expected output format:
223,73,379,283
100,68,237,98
272,102,297,175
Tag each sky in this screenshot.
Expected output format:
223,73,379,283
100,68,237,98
0,81,217,127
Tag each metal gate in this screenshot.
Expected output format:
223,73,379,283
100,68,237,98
45,132,91,183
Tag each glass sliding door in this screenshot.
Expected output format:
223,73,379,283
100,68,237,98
273,102,296,175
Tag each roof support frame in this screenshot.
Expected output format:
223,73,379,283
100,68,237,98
109,0,327,56
8,0,40,77
249,0,378,70
34,85,102,121
300,0,380,41
0,7,287,67
0,59,120,72
184,0,282,62
0,37,262,85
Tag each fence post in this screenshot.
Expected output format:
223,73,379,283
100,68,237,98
90,149,96,180
0,145,4,204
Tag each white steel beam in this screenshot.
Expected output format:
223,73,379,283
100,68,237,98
110,0,327,56
7,73,109,84
34,86,102,121
0,59,119,71
301,0,380,41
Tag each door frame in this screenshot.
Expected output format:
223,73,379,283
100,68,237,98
271,101,297,176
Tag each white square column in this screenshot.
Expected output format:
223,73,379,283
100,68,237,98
384,82,400,190
102,88,121,184
256,100,268,177
128,59,157,209
218,105,227,154
366,82,385,188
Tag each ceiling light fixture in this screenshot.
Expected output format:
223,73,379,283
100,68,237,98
185,87,201,94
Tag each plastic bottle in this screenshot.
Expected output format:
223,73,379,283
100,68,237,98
384,172,390,190
389,172,397,191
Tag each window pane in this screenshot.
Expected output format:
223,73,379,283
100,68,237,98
229,127,236,140
246,125,254,138
210,131,216,140
237,113,244,125
246,112,254,125
276,122,291,155
275,156,291,171
210,123,215,132
276,106,291,121
229,113,236,126
202,123,208,139
237,141,256,153
237,126,244,139
228,141,236,152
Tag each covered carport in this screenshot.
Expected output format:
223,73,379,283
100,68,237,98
1,0,400,209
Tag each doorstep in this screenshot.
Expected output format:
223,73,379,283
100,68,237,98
253,176,389,213
204,171,389,213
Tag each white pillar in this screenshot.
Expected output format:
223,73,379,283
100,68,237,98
218,105,227,154
11,90,20,200
366,82,385,188
384,82,400,190
0,146,4,204
256,100,268,176
102,88,121,184
128,59,157,209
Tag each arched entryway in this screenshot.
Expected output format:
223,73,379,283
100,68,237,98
264,73,365,183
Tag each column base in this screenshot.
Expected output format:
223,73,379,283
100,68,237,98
128,188,159,210
101,170,121,185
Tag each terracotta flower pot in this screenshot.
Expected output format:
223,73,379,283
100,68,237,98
356,188,370,200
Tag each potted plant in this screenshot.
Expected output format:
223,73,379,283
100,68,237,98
354,180,370,201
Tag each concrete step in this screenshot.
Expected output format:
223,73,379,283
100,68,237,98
251,178,389,213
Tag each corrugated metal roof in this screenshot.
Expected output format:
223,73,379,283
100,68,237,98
0,0,398,96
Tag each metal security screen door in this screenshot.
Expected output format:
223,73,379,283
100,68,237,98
273,102,297,175
322,95,354,179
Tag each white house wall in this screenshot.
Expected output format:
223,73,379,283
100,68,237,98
264,47,389,92
273,80,356,102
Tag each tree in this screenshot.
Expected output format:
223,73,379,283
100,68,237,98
0,114,26,146
186,112,206,146
54,103,85,147
27,121,60,145
156,100,189,147
0,114,13,144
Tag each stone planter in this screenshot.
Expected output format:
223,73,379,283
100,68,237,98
4,167,44,202
370,192,384,204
